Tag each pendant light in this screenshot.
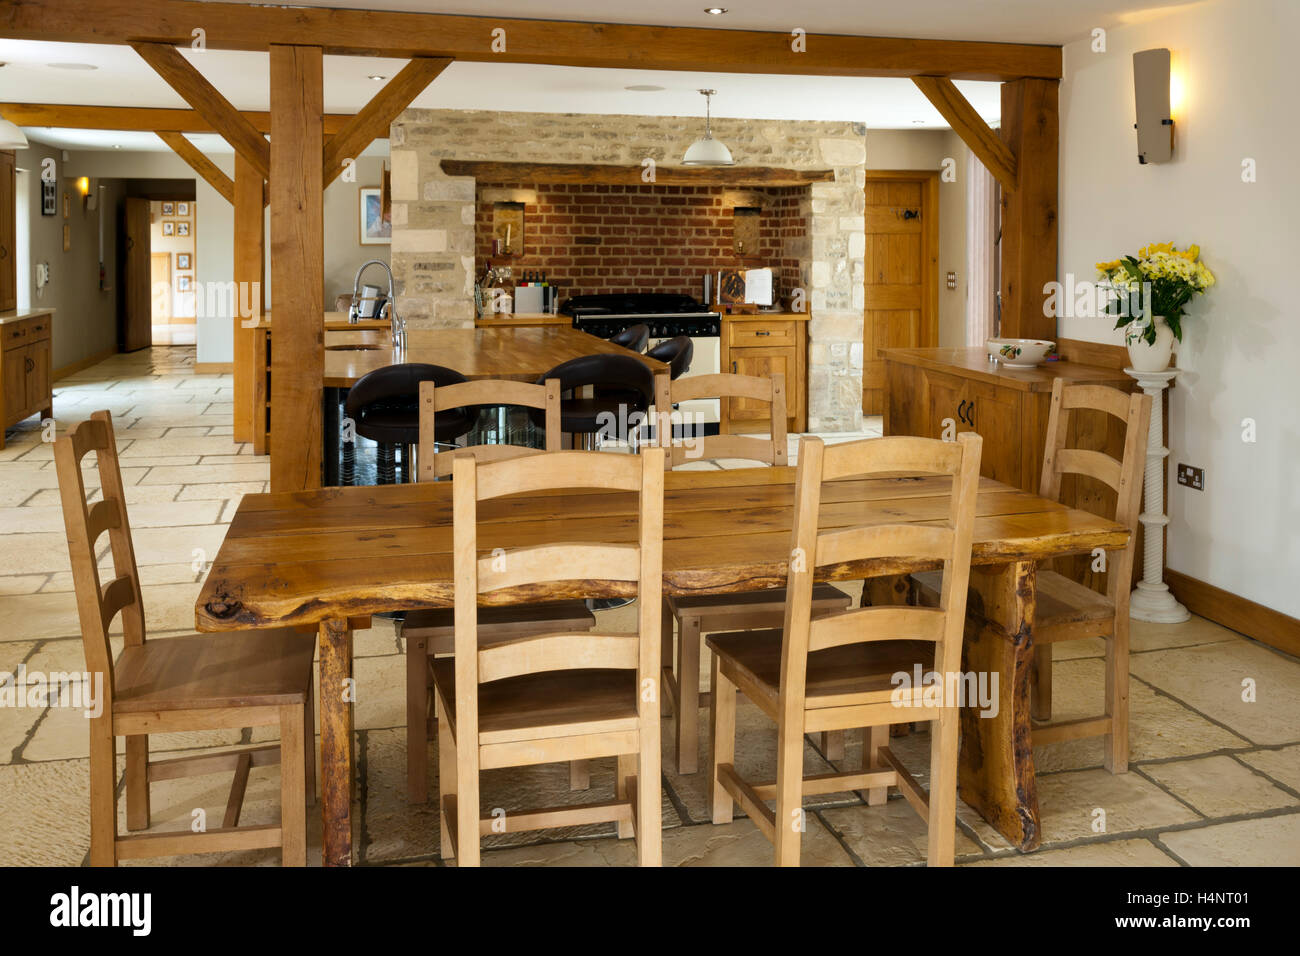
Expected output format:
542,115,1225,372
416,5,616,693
682,89,734,166
0,118,28,150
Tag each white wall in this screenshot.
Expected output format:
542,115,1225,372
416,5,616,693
1058,0,1299,617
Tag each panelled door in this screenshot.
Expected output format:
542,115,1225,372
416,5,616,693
862,170,939,416
121,198,152,352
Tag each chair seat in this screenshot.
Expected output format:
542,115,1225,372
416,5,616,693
404,601,596,654
911,569,1113,628
430,663,638,745
112,629,317,714
706,628,933,714
670,583,852,624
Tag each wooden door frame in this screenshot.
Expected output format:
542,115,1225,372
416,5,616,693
862,169,940,415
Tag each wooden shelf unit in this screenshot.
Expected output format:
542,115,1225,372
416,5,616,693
1,309,54,449
720,312,808,435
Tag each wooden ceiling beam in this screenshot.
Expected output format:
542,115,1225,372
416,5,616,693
322,57,450,187
0,103,353,135
911,76,1017,192
131,42,271,177
155,130,235,203
4,0,1062,81
439,160,836,187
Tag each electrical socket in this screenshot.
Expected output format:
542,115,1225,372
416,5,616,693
1177,463,1204,491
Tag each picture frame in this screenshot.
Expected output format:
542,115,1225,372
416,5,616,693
162,221,175,236
177,222,190,237
177,252,192,270
42,182,56,216
177,202,190,216
62,224,71,253
63,193,70,219
162,202,175,216
359,186,391,245
176,275,192,292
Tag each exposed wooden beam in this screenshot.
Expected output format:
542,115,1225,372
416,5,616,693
911,76,1017,192
0,102,353,135
439,160,836,187
323,57,450,187
7,0,1062,81
232,153,265,447
131,42,271,177
998,78,1059,342
154,130,234,203
269,44,325,494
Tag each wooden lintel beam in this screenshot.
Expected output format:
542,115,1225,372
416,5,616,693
0,103,353,135
323,57,450,187
7,0,1062,81
154,131,235,204
439,160,836,187
911,76,1017,192
131,42,271,178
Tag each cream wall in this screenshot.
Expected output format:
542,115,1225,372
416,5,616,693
1058,0,1299,617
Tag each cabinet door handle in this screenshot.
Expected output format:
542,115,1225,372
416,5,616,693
966,400,975,428
957,399,968,424
732,361,737,373
25,356,34,373
755,330,771,336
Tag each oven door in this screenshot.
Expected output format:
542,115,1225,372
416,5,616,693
649,334,720,428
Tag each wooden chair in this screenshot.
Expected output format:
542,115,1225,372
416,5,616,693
708,433,982,866
404,378,597,802
55,411,315,866
654,371,853,774
433,448,665,866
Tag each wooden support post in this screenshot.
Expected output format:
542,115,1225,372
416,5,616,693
233,154,264,446
998,78,1059,342
269,45,324,492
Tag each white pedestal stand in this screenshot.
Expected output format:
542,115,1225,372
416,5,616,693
1125,367,1189,623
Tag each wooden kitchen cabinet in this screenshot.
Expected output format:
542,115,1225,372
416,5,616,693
0,309,54,449
720,313,808,434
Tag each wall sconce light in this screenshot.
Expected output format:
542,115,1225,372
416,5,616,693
1133,48,1174,164
75,176,90,197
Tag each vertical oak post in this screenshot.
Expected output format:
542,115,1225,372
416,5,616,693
232,153,264,445
269,44,324,492
999,78,1059,342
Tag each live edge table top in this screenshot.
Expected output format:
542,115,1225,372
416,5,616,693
195,467,1129,633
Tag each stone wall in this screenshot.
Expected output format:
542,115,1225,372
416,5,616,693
390,110,866,431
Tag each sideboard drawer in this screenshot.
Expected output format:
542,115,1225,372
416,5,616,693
3,316,50,351
729,320,798,348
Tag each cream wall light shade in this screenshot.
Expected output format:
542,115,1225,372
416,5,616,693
0,119,29,150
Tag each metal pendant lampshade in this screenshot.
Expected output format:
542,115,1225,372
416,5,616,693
0,118,28,150
682,89,734,166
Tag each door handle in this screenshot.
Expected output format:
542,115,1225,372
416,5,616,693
755,330,770,336
731,361,737,373
966,400,975,427
957,399,968,424
25,356,34,373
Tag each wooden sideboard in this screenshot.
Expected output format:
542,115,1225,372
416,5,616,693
721,312,808,434
1,309,54,449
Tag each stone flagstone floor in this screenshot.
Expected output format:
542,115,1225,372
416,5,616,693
1,346,1298,867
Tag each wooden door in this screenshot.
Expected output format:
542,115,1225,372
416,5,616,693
729,346,794,426
862,171,939,416
25,338,50,417
150,252,172,327
121,198,152,352
0,151,15,312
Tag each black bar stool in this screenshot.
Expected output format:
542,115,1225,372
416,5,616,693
610,323,650,353
344,363,474,484
534,354,656,451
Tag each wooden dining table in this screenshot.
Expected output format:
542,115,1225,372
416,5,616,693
194,465,1129,865
318,326,667,485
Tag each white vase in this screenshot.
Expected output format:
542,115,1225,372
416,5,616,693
1126,316,1176,372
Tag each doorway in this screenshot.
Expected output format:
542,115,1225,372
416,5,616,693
861,170,939,416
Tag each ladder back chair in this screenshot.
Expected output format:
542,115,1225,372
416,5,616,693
433,448,666,866
55,411,315,866
708,433,982,866
654,371,853,774
404,378,597,803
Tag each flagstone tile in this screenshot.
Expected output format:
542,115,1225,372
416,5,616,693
1159,814,1300,866
1141,755,1296,817
965,838,1177,866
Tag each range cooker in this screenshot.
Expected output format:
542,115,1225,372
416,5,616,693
561,293,721,431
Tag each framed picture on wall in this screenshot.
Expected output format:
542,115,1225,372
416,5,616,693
177,222,190,237
162,221,175,236
42,181,56,216
177,253,192,270
63,193,70,219
359,186,391,245
177,202,190,216
162,202,175,216
176,275,192,292
62,224,71,253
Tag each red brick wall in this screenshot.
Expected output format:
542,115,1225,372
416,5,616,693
474,183,807,303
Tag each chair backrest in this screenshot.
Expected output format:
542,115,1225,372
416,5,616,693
645,336,693,380
656,371,787,468
610,323,650,353
452,448,665,748
53,411,147,704
779,433,982,713
419,378,561,479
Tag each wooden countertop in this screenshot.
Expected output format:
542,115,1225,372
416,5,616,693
721,311,811,321
475,313,573,327
0,308,55,325
882,347,1133,392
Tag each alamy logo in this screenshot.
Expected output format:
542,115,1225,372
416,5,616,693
49,886,151,936
0,666,103,718
890,665,999,718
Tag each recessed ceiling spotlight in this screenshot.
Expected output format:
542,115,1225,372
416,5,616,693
912,119,927,124
368,74,386,81
704,7,728,14
625,84,665,92
112,144,121,149
48,62,98,70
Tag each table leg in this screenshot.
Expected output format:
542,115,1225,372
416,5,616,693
318,618,355,866
957,561,1041,851
323,386,342,487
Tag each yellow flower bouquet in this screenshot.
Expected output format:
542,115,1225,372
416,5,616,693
1096,242,1215,345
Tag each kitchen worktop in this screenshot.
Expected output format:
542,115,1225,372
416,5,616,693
882,347,1133,391
0,308,55,325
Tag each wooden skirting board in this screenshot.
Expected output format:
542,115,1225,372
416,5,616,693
53,347,117,382
1166,570,1300,658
